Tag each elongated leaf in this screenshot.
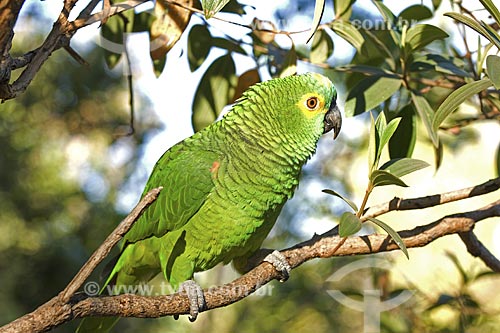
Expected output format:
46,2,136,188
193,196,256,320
410,54,471,77
345,76,402,116
202,0,230,19
496,141,500,177
334,0,354,20
432,78,493,131
100,6,135,69
405,24,449,53
336,64,397,76
389,105,416,158
188,25,212,72
368,112,377,172
445,12,500,49
480,21,500,49
339,212,362,237
380,117,401,152
367,218,409,258
486,55,500,89
310,29,334,64
322,189,358,212
372,1,400,45
411,92,439,147
380,158,430,177
306,0,326,43
370,170,408,187
479,0,500,25
192,54,237,132
331,20,364,52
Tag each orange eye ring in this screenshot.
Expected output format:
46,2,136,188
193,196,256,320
305,96,319,110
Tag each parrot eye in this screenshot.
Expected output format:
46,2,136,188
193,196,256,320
305,96,319,110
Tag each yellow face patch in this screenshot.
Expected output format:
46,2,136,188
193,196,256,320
297,92,326,119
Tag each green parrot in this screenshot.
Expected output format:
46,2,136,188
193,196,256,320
77,72,341,332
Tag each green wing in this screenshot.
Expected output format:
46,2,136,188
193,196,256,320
122,138,221,247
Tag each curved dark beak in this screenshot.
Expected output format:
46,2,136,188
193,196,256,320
324,99,342,139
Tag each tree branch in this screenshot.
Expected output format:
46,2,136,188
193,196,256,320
363,177,500,219
1,188,499,332
459,230,500,272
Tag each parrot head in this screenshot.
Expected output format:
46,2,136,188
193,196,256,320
233,72,341,144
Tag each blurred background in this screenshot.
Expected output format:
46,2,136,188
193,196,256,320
1,0,499,332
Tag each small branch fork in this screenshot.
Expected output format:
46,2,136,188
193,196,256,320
1,178,500,333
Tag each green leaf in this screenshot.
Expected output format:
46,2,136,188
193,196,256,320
192,54,237,132
339,212,362,237
368,112,377,172
389,105,416,158
434,140,444,171
479,0,500,25
404,24,449,53
344,76,402,117
370,170,408,187
322,189,358,212
310,29,334,64
411,92,439,147
188,25,212,72
380,117,401,152
432,0,442,10
367,218,409,258
380,158,430,177
330,20,364,52
372,1,400,45
306,0,326,43
334,0,354,20
480,21,500,49
445,12,500,49
278,46,297,78
432,78,493,132
486,55,500,89
496,141,500,177
202,0,230,19
398,5,433,23
212,37,247,55
410,54,472,77
100,9,134,69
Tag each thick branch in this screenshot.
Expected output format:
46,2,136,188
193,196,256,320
459,230,500,272
1,198,498,333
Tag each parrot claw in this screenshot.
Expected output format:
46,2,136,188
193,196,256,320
263,250,291,282
177,280,206,321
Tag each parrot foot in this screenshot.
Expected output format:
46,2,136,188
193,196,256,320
263,250,291,282
175,280,206,322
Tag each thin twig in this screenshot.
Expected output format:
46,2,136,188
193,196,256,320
363,177,500,219
60,187,162,302
459,230,500,272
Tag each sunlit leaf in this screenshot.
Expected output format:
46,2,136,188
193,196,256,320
445,12,500,49
339,212,362,237
479,0,500,25
367,218,409,258
306,0,326,43
404,24,449,53
192,54,237,132
202,0,230,19
334,0,354,20
344,76,402,117
411,92,439,147
150,0,193,63
278,46,297,78
432,78,493,132
389,105,416,158
368,112,377,172
370,170,408,187
380,158,430,177
330,20,364,52
322,189,358,212
380,117,401,153
310,29,334,64
187,25,212,72
486,55,500,89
